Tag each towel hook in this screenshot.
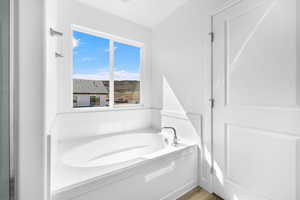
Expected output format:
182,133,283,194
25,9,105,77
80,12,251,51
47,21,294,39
55,52,64,58
50,28,63,36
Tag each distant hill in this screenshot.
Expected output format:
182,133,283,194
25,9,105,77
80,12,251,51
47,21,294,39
101,80,140,104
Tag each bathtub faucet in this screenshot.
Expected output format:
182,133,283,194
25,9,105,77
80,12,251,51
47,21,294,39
162,127,179,146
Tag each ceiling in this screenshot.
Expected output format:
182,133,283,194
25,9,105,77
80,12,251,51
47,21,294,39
76,0,190,28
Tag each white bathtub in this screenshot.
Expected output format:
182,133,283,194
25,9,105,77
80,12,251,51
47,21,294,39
52,131,198,200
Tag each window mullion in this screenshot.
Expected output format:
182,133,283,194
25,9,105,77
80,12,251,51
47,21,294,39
109,40,114,107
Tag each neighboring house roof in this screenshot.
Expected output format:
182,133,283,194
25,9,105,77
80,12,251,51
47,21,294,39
73,79,109,94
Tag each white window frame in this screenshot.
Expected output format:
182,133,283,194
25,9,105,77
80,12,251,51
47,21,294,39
71,25,145,111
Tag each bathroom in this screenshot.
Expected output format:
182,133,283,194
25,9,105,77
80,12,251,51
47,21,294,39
49,1,203,199
1,0,300,200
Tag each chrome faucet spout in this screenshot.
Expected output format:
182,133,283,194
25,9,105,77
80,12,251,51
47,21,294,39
162,127,179,146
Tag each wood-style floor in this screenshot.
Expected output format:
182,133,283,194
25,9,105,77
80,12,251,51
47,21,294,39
177,187,223,200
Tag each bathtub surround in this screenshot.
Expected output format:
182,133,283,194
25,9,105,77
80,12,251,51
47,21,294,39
52,131,198,200
54,109,153,140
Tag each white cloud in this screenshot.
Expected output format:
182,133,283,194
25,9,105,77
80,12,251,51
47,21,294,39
73,72,110,80
114,70,140,80
72,37,80,48
81,57,96,62
73,70,139,81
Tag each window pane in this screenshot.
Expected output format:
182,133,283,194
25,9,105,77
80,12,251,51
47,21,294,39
114,42,141,105
72,31,110,108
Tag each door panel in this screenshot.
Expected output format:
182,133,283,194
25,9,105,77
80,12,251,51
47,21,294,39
0,0,10,200
226,0,296,107
212,0,300,199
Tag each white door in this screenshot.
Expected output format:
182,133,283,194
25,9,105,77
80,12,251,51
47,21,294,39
212,0,300,199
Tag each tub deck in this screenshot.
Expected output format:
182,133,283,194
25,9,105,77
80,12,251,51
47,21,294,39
52,131,198,199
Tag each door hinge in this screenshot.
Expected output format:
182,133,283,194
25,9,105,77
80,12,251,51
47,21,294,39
209,32,214,43
209,98,215,109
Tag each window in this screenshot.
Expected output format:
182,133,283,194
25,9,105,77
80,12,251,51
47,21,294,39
114,42,141,105
73,96,78,107
89,96,97,106
72,28,143,108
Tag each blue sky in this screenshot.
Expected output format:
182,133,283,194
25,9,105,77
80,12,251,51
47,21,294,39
72,31,141,80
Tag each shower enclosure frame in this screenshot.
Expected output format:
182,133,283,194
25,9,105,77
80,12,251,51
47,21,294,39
8,0,16,199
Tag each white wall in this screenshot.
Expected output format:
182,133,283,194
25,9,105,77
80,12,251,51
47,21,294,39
45,0,58,133
297,2,300,198
53,0,154,140
17,0,45,200
297,0,300,106
151,0,230,191
55,109,153,141
77,95,91,107
45,1,59,199
152,0,229,113
57,0,152,112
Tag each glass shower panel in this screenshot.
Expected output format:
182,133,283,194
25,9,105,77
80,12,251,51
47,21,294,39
0,0,10,199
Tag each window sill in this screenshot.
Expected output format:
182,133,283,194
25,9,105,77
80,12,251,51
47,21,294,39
61,104,148,114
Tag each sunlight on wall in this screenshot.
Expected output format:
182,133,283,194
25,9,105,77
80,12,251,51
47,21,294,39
162,77,227,195
162,76,186,114
214,160,224,186
161,76,201,142
204,146,224,185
